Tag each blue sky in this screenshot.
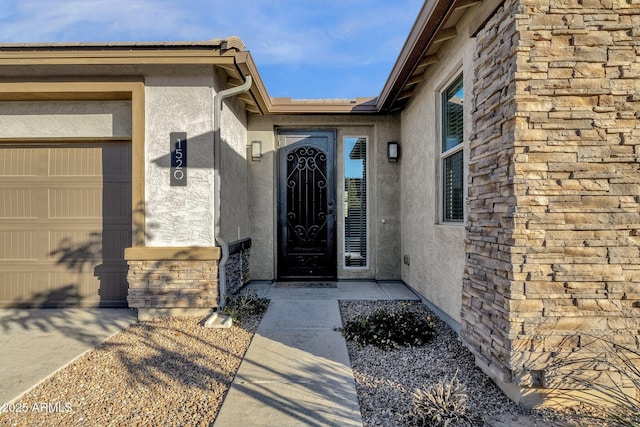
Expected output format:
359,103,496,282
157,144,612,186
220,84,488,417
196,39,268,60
0,0,423,99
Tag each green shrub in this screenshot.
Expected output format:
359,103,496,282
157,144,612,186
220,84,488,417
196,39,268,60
339,304,436,350
221,290,269,323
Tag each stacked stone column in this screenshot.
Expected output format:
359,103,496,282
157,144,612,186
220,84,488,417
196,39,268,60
463,0,640,405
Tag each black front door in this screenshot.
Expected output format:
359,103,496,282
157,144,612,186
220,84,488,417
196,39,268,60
277,130,336,280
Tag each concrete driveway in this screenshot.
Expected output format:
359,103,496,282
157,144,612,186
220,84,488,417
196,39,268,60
0,308,137,403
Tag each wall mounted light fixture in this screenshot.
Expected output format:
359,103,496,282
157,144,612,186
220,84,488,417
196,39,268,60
387,141,399,163
251,140,262,162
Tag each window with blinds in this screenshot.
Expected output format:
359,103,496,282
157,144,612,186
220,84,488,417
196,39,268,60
344,137,367,267
441,74,464,222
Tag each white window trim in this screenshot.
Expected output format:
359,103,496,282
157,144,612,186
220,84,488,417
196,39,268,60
342,135,369,270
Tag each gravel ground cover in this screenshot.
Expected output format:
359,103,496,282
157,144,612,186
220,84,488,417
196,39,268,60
0,299,625,427
0,313,263,427
339,300,613,427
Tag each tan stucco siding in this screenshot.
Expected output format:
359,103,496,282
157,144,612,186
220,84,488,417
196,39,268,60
0,101,131,138
218,71,250,243
399,17,476,325
144,67,215,247
246,115,277,280
372,117,402,280
247,114,400,281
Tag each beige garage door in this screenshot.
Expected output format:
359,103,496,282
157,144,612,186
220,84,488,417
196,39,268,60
0,142,132,307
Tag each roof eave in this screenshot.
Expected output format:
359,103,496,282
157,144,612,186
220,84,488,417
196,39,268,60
0,36,245,66
376,0,506,113
376,0,455,113
234,50,378,115
266,97,379,115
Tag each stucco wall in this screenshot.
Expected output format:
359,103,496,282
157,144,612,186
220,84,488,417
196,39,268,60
144,67,215,247
217,70,250,243
373,116,402,280
0,65,244,249
246,117,276,280
0,101,131,138
247,114,400,281
399,14,476,325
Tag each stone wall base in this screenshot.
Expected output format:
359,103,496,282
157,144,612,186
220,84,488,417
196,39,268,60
137,307,214,321
125,247,221,320
474,356,637,409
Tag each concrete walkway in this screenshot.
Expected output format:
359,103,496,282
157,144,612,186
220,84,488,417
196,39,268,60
214,281,419,427
0,308,137,403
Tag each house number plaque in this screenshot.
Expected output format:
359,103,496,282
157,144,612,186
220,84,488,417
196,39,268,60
170,132,187,186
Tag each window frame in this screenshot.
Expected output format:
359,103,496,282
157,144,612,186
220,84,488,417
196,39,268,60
342,135,369,269
439,73,465,224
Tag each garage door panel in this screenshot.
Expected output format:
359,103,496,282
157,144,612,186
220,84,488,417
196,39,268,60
0,148,39,176
48,270,121,302
0,189,39,218
0,271,42,305
0,262,128,307
0,142,131,308
48,229,130,260
49,146,103,177
48,272,87,303
103,185,132,219
102,145,132,179
49,188,103,218
101,230,132,260
0,231,39,260
47,187,131,219
49,145,132,178
49,230,103,263
93,269,128,302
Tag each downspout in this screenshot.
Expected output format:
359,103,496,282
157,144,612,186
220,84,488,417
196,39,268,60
213,74,253,310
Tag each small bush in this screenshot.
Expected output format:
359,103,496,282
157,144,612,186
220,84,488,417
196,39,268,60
221,290,269,323
407,370,471,427
339,304,436,350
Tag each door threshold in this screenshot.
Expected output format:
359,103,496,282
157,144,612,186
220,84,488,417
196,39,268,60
273,281,337,289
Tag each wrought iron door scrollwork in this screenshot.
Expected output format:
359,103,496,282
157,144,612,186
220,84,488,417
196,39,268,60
285,146,329,247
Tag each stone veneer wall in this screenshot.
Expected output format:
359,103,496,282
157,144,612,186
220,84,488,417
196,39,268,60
128,260,219,308
224,238,252,296
125,247,220,311
463,0,520,386
463,0,640,404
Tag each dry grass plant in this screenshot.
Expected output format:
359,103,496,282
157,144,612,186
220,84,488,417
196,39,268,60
406,369,472,427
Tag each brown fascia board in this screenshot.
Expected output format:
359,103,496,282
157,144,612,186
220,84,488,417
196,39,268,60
376,0,456,112
0,37,245,65
0,38,378,115
0,33,387,115
0,38,233,50
0,39,376,115
233,50,378,115
268,97,378,114
233,50,271,115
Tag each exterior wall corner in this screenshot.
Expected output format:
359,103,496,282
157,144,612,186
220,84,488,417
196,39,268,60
462,0,640,405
